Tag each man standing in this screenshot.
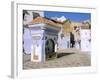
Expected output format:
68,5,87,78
70,32,75,48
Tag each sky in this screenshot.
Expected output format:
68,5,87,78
44,11,91,22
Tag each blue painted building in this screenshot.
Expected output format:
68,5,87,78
23,17,61,62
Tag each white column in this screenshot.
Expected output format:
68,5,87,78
31,44,42,62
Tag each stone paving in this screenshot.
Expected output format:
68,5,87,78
23,49,91,69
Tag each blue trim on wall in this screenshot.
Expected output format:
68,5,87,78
45,28,59,33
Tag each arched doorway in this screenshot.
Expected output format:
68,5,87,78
45,39,55,59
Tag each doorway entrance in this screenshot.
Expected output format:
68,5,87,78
45,39,55,59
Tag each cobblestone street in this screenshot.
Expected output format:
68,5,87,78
23,49,91,69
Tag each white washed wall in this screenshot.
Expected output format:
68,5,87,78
23,28,33,54
81,29,91,52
